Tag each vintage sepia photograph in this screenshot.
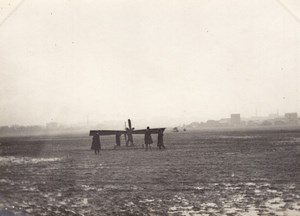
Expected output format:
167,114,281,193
0,0,299,215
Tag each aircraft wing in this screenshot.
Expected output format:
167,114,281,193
89,128,166,136
131,128,165,134
89,130,126,136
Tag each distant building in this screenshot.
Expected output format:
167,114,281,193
262,120,272,126
284,113,298,125
230,114,241,126
186,122,201,128
219,118,230,125
274,120,286,126
268,113,279,119
247,120,259,126
206,120,220,127
46,122,59,129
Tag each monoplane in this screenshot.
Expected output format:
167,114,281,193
89,119,165,147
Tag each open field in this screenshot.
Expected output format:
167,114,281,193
0,129,299,215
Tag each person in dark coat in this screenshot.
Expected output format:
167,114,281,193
157,129,165,150
144,126,153,151
91,133,101,154
126,128,134,146
116,133,121,147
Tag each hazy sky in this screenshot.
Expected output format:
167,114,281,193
0,0,299,126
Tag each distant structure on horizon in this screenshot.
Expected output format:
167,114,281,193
46,122,59,129
284,113,298,125
183,112,300,129
230,114,241,126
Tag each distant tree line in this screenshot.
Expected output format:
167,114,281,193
0,124,87,137
0,125,44,134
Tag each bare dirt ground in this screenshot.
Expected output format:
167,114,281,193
0,129,299,215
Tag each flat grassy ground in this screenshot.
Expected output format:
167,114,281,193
0,129,299,215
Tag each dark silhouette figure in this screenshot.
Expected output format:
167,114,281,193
116,133,121,146
91,133,101,154
144,126,153,151
126,128,134,146
157,129,165,150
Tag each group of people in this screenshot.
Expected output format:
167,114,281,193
90,127,166,154
144,127,165,151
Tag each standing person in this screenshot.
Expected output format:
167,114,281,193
144,126,153,151
157,129,166,150
126,128,134,146
91,133,101,154
116,133,121,147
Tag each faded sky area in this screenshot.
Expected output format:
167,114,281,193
0,0,300,127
